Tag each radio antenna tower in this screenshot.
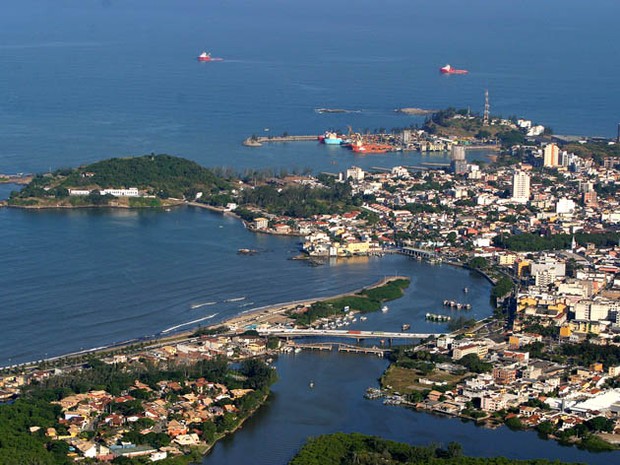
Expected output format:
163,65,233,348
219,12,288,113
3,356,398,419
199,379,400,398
483,89,490,126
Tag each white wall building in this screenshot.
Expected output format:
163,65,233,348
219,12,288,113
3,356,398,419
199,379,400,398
100,187,140,197
574,299,620,322
345,166,365,182
68,189,91,196
511,171,530,202
556,198,576,215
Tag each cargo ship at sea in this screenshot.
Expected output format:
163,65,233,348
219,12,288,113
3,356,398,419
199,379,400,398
440,64,468,75
197,51,223,62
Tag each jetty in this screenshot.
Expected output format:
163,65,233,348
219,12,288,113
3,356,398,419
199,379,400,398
243,135,318,146
0,173,32,185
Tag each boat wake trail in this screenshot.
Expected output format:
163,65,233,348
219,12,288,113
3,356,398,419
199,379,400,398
161,313,219,334
225,297,246,302
190,301,217,309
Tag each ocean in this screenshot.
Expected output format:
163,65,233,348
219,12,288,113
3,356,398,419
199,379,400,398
1,0,619,175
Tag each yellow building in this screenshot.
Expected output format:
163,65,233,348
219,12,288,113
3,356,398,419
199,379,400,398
517,296,537,312
508,335,521,349
340,241,370,256
568,320,601,335
559,326,572,338
498,254,517,266
515,260,530,278
590,363,603,373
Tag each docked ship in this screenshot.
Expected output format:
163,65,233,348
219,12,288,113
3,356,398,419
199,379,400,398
197,51,223,62
439,64,468,75
381,305,389,313
318,131,343,145
351,140,392,154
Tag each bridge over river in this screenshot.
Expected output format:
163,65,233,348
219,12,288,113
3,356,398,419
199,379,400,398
257,328,443,340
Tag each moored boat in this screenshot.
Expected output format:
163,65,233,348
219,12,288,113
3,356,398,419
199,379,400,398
320,131,343,145
351,140,392,153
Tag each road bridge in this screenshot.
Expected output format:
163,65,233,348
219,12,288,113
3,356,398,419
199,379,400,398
400,246,439,260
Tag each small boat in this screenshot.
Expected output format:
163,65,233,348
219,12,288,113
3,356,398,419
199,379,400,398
197,51,224,62
294,347,302,354
440,64,468,75
401,323,411,331
237,248,258,255
360,316,367,321
381,305,389,313
463,287,469,294
309,381,315,388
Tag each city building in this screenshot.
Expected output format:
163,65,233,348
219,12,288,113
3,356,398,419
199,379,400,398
511,171,530,203
450,146,468,175
543,144,559,167
345,166,365,182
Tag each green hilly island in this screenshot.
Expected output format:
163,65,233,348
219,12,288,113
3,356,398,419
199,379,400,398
9,155,231,208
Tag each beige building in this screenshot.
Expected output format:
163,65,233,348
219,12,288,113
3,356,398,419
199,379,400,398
254,217,269,230
543,143,559,167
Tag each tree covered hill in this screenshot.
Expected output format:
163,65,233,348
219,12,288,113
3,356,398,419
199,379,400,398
14,154,231,202
61,154,230,198
289,433,582,465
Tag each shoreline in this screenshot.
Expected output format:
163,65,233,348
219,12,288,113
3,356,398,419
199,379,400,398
3,275,410,370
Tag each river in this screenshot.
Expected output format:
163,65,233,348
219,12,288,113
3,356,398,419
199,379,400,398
204,351,614,465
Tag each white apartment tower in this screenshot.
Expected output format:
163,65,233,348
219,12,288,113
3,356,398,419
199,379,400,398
511,171,530,203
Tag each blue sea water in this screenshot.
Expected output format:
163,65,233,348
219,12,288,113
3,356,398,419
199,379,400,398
1,2,620,462
0,0,619,174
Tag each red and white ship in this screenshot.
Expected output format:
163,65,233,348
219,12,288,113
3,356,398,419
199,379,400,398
350,140,392,154
439,64,468,75
197,51,223,62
